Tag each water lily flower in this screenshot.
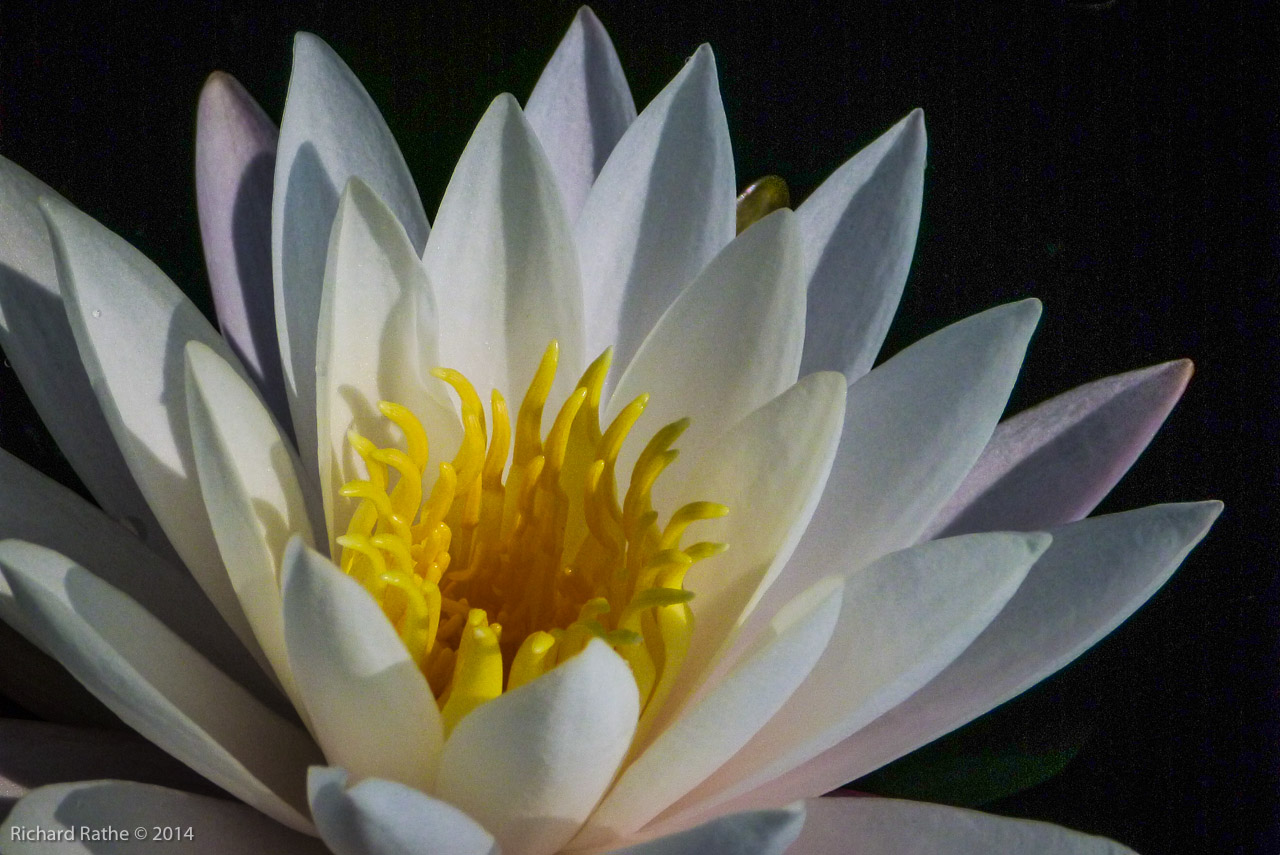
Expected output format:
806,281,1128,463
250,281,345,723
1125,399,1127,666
0,8,1218,854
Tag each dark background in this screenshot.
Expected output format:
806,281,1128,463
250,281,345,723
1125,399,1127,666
0,1,1274,852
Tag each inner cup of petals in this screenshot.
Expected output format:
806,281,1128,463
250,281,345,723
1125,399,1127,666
337,340,726,733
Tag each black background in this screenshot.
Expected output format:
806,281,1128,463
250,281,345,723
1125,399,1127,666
0,1,1275,852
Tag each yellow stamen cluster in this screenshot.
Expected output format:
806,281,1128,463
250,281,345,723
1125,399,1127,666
338,342,726,733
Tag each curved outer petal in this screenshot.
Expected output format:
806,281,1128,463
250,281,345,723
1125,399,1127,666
0,156,170,559
3,781,328,855
925,359,1193,538
789,797,1136,855
608,805,805,855
436,639,639,855
655,532,1048,832
726,501,1221,813
196,71,289,427
649,373,846,743
796,109,926,381
579,578,842,847
610,208,806,498
423,94,585,404
184,340,316,703
576,44,735,377
273,32,430,495
750,300,1041,634
282,541,443,792
317,176,454,555
525,6,636,220
0,541,322,833
0,448,283,713
310,767,498,855
39,196,271,673
0,719,219,803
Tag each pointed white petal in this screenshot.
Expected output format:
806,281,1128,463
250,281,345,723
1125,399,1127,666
727,502,1220,812
797,110,926,381
424,94,585,402
317,177,455,555
283,541,442,791
581,579,841,846
0,719,217,801
526,6,636,219
0,541,321,833
789,797,1136,855
657,532,1046,829
437,640,638,855
310,767,498,855
185,341,315,701
196,71,290,426
609,805,805,855
0,448,282,711
39,195,274,672
0,156,170,557
611,209,806,495
576,44,735,375
3,781,328,855
753,300,1041,629
644,373,845,740
273,33,430,494
926,359,1193,538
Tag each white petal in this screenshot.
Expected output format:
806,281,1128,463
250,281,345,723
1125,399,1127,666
39,196,272,672
195,71,290,427
576,44,735,376
2,781,328,855
316,176,456,555
581,578,841,846
789,797,1136,855
925,359,1193,538
423,94,585,402
273,33,430,495
184,340,315,701
525,6,636,219
608,805,805,855
0,155,170,558
610,208,806,495
657,532,1046,830
0,448,282,711
310,767,498,855
796,110,926,381
647,373,845,741
0,541,321,833
753,300,1040,630
437,639,639,855
728,501,1220,812
282,541,442,791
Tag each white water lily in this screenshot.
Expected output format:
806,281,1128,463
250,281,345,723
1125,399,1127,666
0,7,1218,855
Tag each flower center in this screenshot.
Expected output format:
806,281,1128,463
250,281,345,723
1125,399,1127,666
337,342,725,733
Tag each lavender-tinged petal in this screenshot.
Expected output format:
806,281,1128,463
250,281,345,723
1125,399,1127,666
196,71,290,430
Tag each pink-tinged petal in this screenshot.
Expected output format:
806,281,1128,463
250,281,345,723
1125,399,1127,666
717,501,1220,813
4,781,328,855
609,805,805,855
576,44,735,380
0,156,172,560
526,6,636,219
273,33,430,496
789,797,1136,855
925,359,1193,538
309,767,498,855
0,447,284,714
0,719,219,803
196,71,290,429
796,109,926,382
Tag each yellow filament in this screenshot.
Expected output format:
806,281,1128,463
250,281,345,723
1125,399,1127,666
335,340,726,732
